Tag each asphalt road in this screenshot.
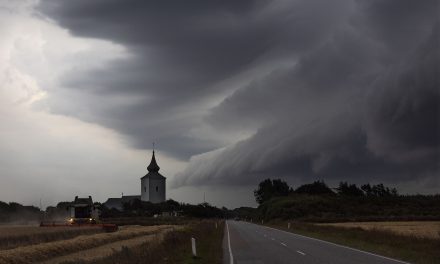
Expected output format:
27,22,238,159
223,220,409,264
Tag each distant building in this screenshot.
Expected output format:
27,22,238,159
141,150,166,203
103,195,140,211
103,150,166,210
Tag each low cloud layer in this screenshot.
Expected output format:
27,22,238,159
37,0,439,192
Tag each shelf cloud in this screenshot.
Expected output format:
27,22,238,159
36,0,439,192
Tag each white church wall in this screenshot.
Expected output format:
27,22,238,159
148,178,165,203
141,177,150,201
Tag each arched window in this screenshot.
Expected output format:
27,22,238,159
156,186,158,192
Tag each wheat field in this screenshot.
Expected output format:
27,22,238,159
0,225,173,264
0,225,103,250
318,221,440,239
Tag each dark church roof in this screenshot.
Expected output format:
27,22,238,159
147,150,160,172
141,150,166,180
103,195,140,211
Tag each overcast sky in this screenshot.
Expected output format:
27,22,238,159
0,0,438,209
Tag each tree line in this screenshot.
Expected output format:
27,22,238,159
0,201,41,223
254,179,400,205
249,178,440,221
101,199,229,219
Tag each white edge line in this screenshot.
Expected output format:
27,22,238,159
262,225,410,264
226,221,234,264
296,250,306,255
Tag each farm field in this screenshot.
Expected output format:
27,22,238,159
0,225,174,264
317,221,440,239
0,225,103,250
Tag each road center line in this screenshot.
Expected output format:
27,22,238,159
296,250,306,255
281,242,287,247
226,221,234,264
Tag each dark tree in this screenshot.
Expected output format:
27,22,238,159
361,184,373,196
254,178,290,204
295,180,334,195
336,182,364,197
361,183,398,197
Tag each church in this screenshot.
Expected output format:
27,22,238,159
141,150,166,203
103,150,166,210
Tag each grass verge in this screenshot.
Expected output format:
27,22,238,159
265,220,440,264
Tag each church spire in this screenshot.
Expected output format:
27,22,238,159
147,150,160,172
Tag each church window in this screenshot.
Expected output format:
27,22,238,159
156,186,158,192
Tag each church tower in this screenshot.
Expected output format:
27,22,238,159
141,150,166,203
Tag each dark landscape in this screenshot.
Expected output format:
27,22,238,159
0,0,438,263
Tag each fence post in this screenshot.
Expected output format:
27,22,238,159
191,237,197,257
261,219,264,224
215,222,218,229
288,222,291,229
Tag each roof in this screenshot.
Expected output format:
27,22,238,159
121,195,141,203
141,150,166,180
147,150,160,172
103,195,141,211
141,171,166,180
73,196,93,205
103,198,122,210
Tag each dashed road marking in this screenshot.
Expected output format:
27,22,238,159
297,250,306,256
281,242,287,247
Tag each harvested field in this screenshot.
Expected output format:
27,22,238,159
0,225,173,264
41,231,170,264
318,221,440,239
0,226,103,250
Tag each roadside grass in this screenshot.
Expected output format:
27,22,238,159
265,220,440,264
170,220,224,264
318,221,440,239
60,220,224,264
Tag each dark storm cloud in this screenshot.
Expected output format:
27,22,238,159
37,0,439,189
37,0,350,158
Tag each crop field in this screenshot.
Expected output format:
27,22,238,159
0,225,174,264
0,225,103,250
318,221,440,239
